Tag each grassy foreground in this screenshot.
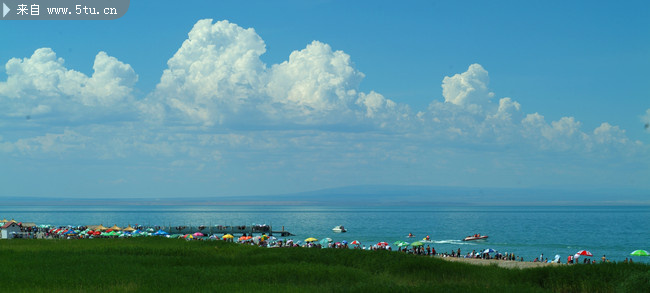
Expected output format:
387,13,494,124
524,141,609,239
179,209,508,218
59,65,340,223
0,238,648,292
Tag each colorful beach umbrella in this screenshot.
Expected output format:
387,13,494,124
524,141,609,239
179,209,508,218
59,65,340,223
577,250,593,257
483,248,496,254
394,241,410,247
630,250,649,256
305,237,318,242
410,241,424,247
320,237,332,245
351,240,361,245
377,242,389,247
222,234,234,239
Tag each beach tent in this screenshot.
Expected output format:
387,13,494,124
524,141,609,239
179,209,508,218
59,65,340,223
553,255,561,263
153,230,169,236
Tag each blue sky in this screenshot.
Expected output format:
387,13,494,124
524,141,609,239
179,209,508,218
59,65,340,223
1,1,649,198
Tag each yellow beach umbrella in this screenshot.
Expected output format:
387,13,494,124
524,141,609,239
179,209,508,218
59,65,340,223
305,237,318,242
222,234,234,239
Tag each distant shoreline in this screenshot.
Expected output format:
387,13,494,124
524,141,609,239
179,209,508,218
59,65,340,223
2,185,649,206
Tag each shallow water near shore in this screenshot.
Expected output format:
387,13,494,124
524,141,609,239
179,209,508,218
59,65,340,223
3,205,649,264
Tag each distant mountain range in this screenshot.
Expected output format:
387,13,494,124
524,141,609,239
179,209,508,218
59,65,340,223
1,185,648,206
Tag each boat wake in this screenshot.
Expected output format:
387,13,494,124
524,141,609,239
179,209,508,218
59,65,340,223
433,239,476,245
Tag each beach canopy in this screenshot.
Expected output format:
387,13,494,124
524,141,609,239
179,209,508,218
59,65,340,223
153,230,169,236
122,225,136,232
577,250,593,257
109,225,121,231
630,250,649,256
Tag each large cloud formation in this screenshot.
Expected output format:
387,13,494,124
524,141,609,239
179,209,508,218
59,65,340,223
143,19,406,128
0,48,137,121
0,19,645,177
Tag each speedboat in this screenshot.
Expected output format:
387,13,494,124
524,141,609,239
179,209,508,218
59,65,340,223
463,234,488,241
332,225,347,233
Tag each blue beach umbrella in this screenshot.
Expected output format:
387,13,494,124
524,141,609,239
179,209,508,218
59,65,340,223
483,248,496,254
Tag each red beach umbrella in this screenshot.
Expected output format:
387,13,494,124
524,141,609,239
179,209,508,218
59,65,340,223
351,240,361,245
577,250,593,257
377,242,389,247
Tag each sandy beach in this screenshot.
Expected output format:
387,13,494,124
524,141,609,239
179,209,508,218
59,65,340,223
437,256,561,269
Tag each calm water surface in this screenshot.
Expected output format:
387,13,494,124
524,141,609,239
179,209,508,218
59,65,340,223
2,205,649,263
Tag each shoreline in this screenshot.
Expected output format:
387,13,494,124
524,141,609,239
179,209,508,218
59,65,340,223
437,256,561,269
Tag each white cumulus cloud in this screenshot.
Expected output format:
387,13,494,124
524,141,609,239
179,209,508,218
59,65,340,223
146,19,267,126
0,48,137,120
144,19,405,128
441,63,495,112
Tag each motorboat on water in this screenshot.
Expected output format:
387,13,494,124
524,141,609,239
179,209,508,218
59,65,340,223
463,234,488,241
332,225,347,233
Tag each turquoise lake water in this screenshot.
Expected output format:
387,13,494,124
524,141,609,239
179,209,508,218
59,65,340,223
2,205,649,263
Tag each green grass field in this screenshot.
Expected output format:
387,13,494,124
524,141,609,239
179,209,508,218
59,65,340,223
0,238,648,292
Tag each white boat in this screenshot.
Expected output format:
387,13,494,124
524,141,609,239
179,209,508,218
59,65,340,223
463,234,488,241
332,225,347,233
